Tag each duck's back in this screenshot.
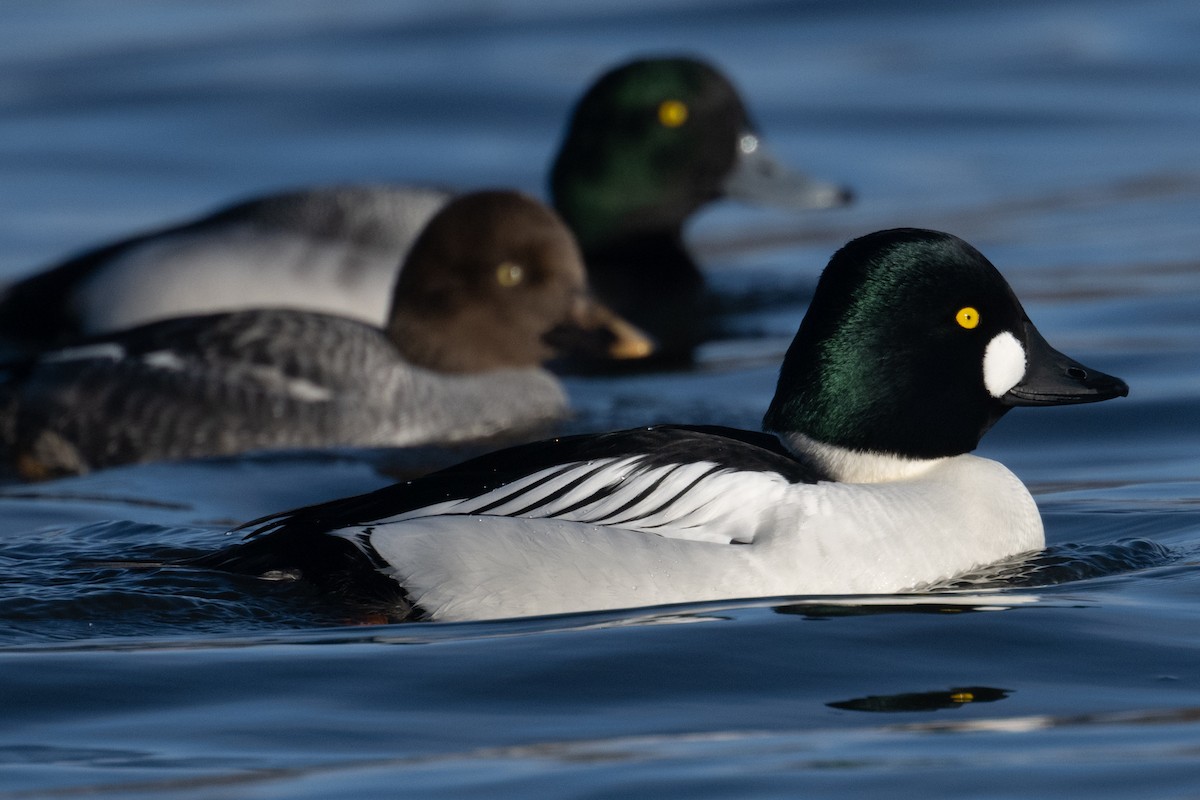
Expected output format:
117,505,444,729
0,186,451,347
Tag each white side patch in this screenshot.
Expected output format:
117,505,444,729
242,364,334,402
983,332,1026,398
39,343,125,364
283,378,334,402
142,350,187,371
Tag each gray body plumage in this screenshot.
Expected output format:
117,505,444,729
0,309,565,474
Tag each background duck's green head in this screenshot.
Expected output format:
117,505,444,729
763,229,1128,459
550,56,850,250
550,57,747,247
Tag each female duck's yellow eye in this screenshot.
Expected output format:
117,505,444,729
496,262,524,287
955,307,980,329
657,99,689,128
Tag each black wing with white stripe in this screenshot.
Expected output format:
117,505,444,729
197,425,826,591
254,424,823,530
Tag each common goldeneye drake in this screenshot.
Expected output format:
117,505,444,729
0,56,850,359
201,228,1128,622
0,191,651,480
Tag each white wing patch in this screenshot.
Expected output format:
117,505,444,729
141,350,187,371
369,456,793,545
39,343,125,364
242,364,333,401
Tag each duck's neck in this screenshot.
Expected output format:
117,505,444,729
386,310,542,374
551,151,704,253
582,230,707,361
778,432,948,483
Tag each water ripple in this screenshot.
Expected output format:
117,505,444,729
937,537,1178,590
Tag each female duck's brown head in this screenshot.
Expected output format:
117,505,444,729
387,190,653,373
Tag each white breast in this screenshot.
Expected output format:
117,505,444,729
352,454,1044,621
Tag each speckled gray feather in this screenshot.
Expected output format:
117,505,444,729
0,309,565,474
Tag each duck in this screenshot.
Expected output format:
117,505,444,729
0,191,652,480
0,56,851,360
199,228,1128,622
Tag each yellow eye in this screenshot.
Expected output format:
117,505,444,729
955,306,980,329
657,99,689,128
496,262,524,287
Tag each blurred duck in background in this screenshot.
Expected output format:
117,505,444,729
0,56,850,362
0,191,651,480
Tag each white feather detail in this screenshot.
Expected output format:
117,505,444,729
141,350,187,371
239,364,334,402
38,343,125,364
371,456,794,544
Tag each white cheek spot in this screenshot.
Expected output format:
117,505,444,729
983,331,1026,398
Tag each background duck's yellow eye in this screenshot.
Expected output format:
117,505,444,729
496,262,524,287
657,99,689,128
956,306,980,329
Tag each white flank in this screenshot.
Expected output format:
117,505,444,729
357,453,1045,622
983,332,1026,398
77,228,400,332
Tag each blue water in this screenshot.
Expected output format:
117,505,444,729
2,0,1200,797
